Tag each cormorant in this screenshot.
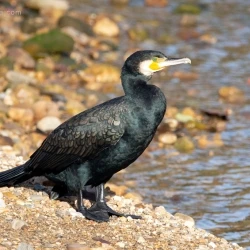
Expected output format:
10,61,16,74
0,50,191,222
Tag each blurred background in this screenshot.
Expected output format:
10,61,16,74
0,0,249,248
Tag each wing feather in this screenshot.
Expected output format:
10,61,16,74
26,98,127,175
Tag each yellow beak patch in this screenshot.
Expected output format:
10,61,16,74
149,61,161,70
149,57,166,71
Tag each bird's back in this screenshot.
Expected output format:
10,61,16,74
25,96,128,174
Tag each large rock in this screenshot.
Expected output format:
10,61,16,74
93,17,119,37
23,29,74,57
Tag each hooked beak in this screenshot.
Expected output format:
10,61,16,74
158,57,191,68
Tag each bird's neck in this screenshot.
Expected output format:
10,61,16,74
121,69,149,96
121,69,167,136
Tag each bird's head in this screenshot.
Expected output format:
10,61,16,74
123,50,191,77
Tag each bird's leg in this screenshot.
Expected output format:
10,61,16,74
77,188,109,222
88,183,122,216
77,188,85,212
88,183,141,219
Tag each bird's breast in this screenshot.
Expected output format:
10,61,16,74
126,91,166,136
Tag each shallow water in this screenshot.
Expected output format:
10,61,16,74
75,0,250,248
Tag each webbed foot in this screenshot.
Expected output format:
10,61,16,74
78,206,109,222
76,188,109,222
88,201,142,219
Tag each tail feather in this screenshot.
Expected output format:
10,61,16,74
0,164,29,187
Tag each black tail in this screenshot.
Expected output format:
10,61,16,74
0,164,30,187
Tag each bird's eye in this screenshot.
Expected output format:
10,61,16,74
152,57,166,63
152,57,158,62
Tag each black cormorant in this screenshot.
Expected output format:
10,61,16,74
0,50,191,222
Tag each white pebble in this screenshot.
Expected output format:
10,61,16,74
116,242,125,248
137,236,146,244
113,195,122,202
11,219,27,230
232,242,240,247
37,116,62,133
0,199,5,208
208,242,216,248
68,208,84,218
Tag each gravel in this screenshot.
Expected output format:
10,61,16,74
0,152,245,250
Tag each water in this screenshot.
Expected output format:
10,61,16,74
74,0,250,247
